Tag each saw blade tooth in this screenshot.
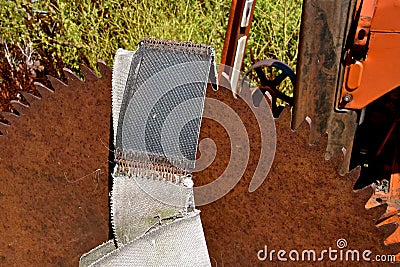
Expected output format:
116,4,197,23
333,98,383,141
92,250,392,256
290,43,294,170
377,215,399,228
63,68,83,83
0,121,10,135
0,112,19,125
97,60,111,78
384,225,400,245
80,64,98,82
34,82,54,99
324,144,344,162
47,75,68,91
10,100,29,115
20,91,41,105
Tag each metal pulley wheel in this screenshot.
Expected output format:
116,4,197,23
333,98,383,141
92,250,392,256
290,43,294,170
243,59,295,117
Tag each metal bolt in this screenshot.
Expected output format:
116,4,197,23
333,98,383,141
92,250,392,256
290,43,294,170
342,93,353,103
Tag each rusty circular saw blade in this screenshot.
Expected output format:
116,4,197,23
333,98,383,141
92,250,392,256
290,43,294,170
1,58,398,266
0,61,111,266
196,87,400,266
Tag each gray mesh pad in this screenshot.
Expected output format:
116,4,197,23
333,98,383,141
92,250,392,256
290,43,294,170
115,40,213,167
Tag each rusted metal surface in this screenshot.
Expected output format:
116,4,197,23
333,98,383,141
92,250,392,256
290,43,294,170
0,58,399,265
197,86,400,265
339,0,400,109
292,0,358,175
367,173,400,222
0,62,111,266
367,173,400,261
352,0,377,51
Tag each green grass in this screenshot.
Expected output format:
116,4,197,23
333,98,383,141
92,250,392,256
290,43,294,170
247,0,302,97
0,0,302,84
249,0,302,69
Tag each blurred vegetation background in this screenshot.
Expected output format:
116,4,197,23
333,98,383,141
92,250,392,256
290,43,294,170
0,0,302,111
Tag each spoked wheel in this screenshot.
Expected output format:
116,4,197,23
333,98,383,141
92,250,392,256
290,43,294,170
243,59,296,118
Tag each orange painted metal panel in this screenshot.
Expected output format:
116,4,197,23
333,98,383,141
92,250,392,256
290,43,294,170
372,0,400,32
341,32,400,109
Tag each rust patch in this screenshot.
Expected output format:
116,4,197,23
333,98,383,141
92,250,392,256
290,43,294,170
0,60,398,266
0,62,111,266
292,0,359,174
197,86,400,266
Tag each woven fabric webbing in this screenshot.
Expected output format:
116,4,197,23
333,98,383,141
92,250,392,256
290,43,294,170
80,39,213,267
85,212,210,266
111,173,193,246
